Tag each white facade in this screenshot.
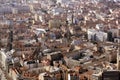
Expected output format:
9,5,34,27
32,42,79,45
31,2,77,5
109,29,119,38
87,29,108,42
27,0,39,3
95,31,107,41
52,7,64,15
57,0,70,4
0,49,7,69
12,8,18,14
87,29,96,40
114,38,120,43
57,0,72,7
39,15,45,23
0,49,14,70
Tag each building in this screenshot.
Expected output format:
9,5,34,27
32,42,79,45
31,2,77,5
102,71,120,80
51,7,64,15
57,0,70,4
117,50,120,70
0,49,14,71
109,29,119,38
87,29,108,42
0,7,12,15
114,37,120,43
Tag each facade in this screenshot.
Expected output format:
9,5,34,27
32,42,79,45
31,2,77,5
109,29,119,38
0,49,14,69
0,7,12,14
117,50,120,70
0,49,7,69
102,71,120,80
114,37,120,43
87,29,108,42
9,68,19,80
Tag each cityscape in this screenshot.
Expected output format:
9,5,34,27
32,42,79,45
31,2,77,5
0,0,120,80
